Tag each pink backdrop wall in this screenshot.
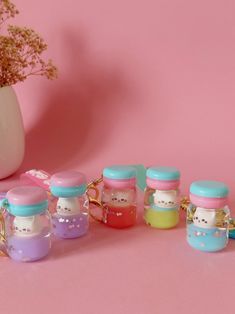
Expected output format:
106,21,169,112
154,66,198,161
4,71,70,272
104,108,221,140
1,1,235,313
11,0,235,193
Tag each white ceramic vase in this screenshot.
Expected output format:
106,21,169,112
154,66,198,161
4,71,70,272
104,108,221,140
0,86,25,179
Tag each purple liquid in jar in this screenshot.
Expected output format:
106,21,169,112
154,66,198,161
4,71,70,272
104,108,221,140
6,227,51,262
52,213,89,239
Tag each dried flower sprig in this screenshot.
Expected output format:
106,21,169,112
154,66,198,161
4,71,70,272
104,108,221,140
0,0,18,28
0,0,57,87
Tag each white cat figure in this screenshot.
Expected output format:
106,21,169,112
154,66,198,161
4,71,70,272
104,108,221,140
13,216,42,237
153,190,178,208
109,191,133,207
56,197,80,216
193,207,216,229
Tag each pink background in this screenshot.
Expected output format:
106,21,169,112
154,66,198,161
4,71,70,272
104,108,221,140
1,0,235,313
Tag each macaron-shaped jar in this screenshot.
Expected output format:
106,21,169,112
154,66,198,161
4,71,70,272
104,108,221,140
101,165,137,228
50,171,89,239
144,166,180,229
187,180,230,252
0,186,51,262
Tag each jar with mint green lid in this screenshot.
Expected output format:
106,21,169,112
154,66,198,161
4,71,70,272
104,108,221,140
144,166,180,229
187,180,230,252
101,165,137,228
50,170,89,239
0,186,51,262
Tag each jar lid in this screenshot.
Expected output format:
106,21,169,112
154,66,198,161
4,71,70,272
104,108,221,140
146,166,180,181
50,170,87,197
190,181,229,198
5,186,48,217
103,165,136,180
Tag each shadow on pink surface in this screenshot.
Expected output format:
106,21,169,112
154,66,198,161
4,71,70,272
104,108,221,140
20,31,132,173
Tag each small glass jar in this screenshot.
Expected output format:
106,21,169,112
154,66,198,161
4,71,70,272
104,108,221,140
2,186,51,262
50,171,89,239
101,165,137,228
187,180,230,252
144,166,180,229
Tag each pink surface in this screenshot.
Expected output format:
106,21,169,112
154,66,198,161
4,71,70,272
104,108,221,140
50,170,86,187
1,0,235,313
146,178,180,190
190,193,228,209
6,186,47,206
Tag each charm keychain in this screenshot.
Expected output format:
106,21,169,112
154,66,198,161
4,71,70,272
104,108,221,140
50,171,89,239
186,181,230,252
87,165,137,228
0,186,51,262
0,167,234,263
144,166,181,229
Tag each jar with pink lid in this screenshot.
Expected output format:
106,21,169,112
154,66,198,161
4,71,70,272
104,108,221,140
0,186,51,262
101,165,137,228
50,171,89,239
144,166,180,229
187,180,230,252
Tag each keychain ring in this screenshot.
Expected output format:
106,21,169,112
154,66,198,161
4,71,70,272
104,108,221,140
86,176,103,200
88,199,104,223
86,176,105,223
180,196,190,211
0,209,7,257
0,203,6,243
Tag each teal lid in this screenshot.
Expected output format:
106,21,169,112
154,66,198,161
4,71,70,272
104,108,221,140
3,200,48,217
103,165,136,180
50,171,87,198
146,166,180,181
190,181,229,198
2,186,48,217
50,185,86,198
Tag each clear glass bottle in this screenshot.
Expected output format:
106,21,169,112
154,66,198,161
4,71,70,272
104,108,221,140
101,165,137,228
50,171,89,238
144,166,180,229
187,180,230,252
2,186,51,262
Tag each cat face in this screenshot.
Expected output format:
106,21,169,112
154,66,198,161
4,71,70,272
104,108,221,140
153,190,178,208
57,197,80,216
193,207,216,229
109,191,133,207
13,216,41,237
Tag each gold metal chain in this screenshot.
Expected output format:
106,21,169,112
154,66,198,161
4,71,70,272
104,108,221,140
86,176,104,222
0,211,7,257
180,196,190,211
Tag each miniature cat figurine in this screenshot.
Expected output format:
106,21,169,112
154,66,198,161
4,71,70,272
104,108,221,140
193,207,216,229
153,190,178,208
109,191,133,207
13,216,42,237
56,197,80,216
